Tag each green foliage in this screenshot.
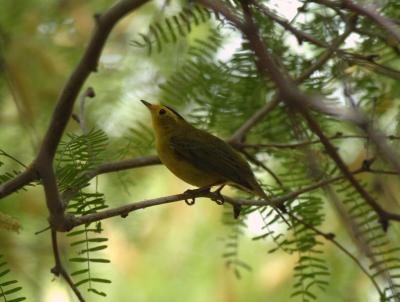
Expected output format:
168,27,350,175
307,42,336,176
221,205,251,278
1,0,400,301
119,122,155,157
56,129,108,192
130,2,400,301
56,129,111,297
336,179,400,301
0,152,27,192
131,4,217,55
0,255,26,302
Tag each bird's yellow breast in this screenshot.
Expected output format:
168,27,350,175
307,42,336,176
156,137,222,188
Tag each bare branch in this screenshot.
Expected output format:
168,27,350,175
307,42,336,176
51,230,85,302
61,155,161,204
229,8,354,145
39,159,74,231
342,0,400,43
252,0,326,47
92,155,161,176
287,212,384,297
69,165,400,228
1,0,150,206
343,55,400,80
255,0,400,80
240,134,400,149
240,149,284,187
0,166,38,198
35,0,150,163
78,87,96,134
197,0,397,230
229,95,280,144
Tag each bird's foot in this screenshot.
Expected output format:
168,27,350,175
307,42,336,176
183,187,211,206
211,184,225,205
184,197,196,206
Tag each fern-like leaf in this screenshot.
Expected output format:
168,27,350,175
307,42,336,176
221,205,251,279
56,129,111,297
0,255,26,302
131,5,216,55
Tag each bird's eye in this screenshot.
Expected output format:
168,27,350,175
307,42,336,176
159,109,166,115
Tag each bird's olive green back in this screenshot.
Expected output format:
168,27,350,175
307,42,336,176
169,128,257,192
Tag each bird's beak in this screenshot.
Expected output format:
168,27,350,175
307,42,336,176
141,99,153,109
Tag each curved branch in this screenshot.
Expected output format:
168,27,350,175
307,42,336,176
198,0,397,230
51,230,85,302
252,0,326,47
36,0,150,163
91,155,161,176
287,212,384,298
229,95,280,144
69,165,400,228
229,10,353,145
0,166,38,199
255,0,400,80
342,0,400,43
61,155,161,204
1,0,150,205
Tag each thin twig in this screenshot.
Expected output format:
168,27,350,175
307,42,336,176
61,155,161,204
68,166,400,228
35,0,149,163
252,0,326,47
295,18,355,83
255,0,400,80
78,87,96,134
90,155,161,176
51,230,85,302
240,149,284,187
229,10,354,144
240,134,400,149
0,166,38,198
198,0,395,230
343,55,400,80
342,0,400,43
0,150,28,168
287,212,384,298
229,95,280,144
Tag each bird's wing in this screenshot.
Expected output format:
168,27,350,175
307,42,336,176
170,133,254,190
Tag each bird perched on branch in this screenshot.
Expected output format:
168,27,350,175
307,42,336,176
141,100,285,221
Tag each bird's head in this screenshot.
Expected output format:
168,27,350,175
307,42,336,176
141,100,187,135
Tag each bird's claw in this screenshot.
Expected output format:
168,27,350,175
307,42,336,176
212,196,224,205
183,188,204,206
211,185,225,205
184,198,196,205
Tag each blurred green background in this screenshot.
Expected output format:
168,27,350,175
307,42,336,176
0,0,395,301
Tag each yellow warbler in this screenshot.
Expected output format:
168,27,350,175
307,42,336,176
141,100,282,219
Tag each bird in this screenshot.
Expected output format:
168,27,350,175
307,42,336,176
141,100,285,220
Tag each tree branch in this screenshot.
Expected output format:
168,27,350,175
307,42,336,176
51,230,85,302
35,0,150,163
61,155,161,204
255,0,400,80
0,165,38,198
252,0,326,47
198,0,397,230
287,212,384,297
68,165,400,228
229,95,280,144
240,133,400,149
228,12,352,145
91,155,161,176
0,0,151,298
342,0,400,43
